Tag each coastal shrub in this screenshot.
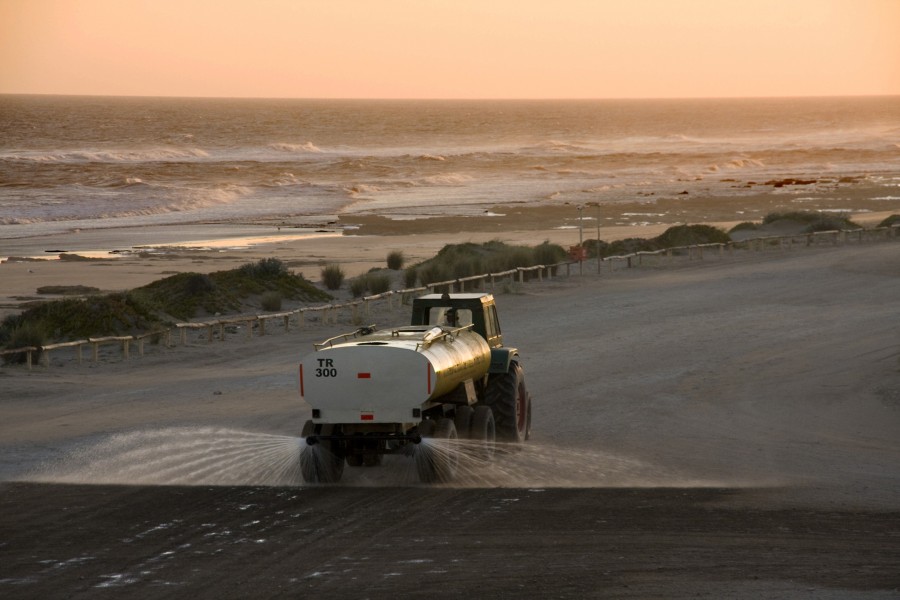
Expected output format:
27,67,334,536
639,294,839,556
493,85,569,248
404,266,418,288
451,257,483,279
2,322,45,365
485,245,532,272
214,261,329,302
321,264,345,290
127,262,330,320
0,314,18,346
132,272,233,319
260,291,282,312
655,224,730,248
4,294,159,341
582,239,610,258
761,211,856,230
239,257,289,279
1,261,332,345
349,277,368,298
878,214,900,228
729,221,760,233
606,237,657,257
386,251,404,270
411,240,569,285
367,273,391,295
184,273,217,295
533,241,567,265
802,215,859,233
762,211,819,225
349,273,393,298
36,285,101,295
418,263,449,286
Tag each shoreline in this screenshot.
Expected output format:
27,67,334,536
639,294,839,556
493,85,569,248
1,199,896,320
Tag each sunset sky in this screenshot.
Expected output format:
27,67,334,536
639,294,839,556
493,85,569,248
2,0,898,99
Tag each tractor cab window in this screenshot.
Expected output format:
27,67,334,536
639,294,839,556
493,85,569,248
430,307,473,328
485,304,500,340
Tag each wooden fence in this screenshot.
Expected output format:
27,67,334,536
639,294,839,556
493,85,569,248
2,224,896,370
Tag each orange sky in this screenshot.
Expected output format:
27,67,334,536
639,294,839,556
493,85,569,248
1,0,898,99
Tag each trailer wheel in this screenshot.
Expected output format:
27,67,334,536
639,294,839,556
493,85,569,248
346,451,363,467
454,405,474,439
485,361,528,443
416,418,458,483
470,405,496,461
300,420,345,484
362,440,384,467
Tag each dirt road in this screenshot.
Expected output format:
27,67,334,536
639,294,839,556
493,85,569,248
2,242,899,597
3,484,898,599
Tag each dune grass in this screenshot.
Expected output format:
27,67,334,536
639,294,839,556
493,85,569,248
406,240,568,286
1,259,330,348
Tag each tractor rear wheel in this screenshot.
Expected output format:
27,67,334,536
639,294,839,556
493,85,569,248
485,361,529,443
470,405,496,461
454,405,474,439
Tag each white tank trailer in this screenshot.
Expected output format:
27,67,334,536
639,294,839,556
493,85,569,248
298,293,532,483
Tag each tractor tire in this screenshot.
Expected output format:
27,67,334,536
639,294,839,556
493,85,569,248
470,405,496,462
485,361,529,443
454,405,474,439
300,420,345,483
416,417,458,483
525,391,533,441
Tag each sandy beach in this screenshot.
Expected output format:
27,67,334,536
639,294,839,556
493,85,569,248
0,205,657,318
1,227,899,596
2,189,900,599
2,195,897,320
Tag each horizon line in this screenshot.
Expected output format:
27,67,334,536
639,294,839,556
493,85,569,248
2,92,898,102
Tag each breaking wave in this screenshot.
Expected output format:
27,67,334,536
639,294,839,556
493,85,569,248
0,183,251,225
421,173,472,185
268,141,322,153
1,147,210,163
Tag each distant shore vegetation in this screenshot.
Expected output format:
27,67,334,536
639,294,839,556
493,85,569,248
729,211,863,235
2,213,895,361
1,258,329,362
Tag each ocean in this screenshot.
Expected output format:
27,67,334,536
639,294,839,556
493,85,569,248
2,95,899,239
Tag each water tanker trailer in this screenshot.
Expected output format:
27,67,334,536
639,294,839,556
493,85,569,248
298,293,532,483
